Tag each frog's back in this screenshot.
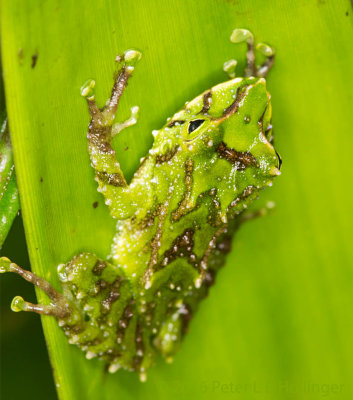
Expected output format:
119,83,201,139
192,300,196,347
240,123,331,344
111,75,277,293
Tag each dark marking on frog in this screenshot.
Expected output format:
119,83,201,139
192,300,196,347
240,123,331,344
92,260,107,276
180,304,192,335
88,125,114,153
139,203,162,230
157,228,196,270
92,279,109,295
167,120,185,128
79,338,102,347
216,142,257,169
155,145,179,164
204,269,216,288
207,194,224,227
96,170,126,187
199,226,226,276
133,322,144,369
228,185,256,211
116,299,135,344
101,278,122,314
201,91,212,114
172,158,194,221
217,236,232,254
217,85,250,121
143,192,172,285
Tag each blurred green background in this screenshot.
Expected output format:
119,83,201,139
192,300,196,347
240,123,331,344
1,0,353,399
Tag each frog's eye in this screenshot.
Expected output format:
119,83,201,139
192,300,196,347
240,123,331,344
188,119,205,134
182,118,209,142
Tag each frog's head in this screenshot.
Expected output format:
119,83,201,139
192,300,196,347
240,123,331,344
152,77,281,214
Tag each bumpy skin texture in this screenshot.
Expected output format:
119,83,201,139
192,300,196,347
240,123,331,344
0,30,280,380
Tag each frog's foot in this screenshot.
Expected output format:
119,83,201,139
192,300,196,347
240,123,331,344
223,59,238,79
225,28,275,78
80,48,142,128
0,257,70,318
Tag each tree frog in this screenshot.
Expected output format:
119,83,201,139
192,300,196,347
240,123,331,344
0,29,281,381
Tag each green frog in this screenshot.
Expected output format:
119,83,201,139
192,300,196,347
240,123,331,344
0,29,281,381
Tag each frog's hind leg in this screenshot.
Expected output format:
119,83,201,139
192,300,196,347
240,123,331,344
230,29,256,77
80,50,142,219
255,42,275,78
0,257,70,318
228,29,275,78
0,254,154,377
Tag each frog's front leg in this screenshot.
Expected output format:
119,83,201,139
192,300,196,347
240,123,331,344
80,50,144,220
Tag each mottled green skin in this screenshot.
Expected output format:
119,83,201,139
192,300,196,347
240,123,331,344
0,33,280,380
58,76,280,375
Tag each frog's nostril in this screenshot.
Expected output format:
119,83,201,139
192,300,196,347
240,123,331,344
276,150,282,170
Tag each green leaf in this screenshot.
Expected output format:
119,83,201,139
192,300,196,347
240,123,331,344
0,61,19,248
1,1,353,399
0,115,19,248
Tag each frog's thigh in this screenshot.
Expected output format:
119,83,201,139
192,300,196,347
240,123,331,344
59,252,131,320
60,252,118,287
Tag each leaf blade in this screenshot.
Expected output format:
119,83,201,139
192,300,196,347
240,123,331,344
1,1,353,399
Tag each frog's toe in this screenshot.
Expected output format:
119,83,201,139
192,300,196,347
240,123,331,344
80,79,96,99
223,59,238,79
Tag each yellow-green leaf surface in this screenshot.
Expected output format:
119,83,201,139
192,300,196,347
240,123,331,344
1,1,353,399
